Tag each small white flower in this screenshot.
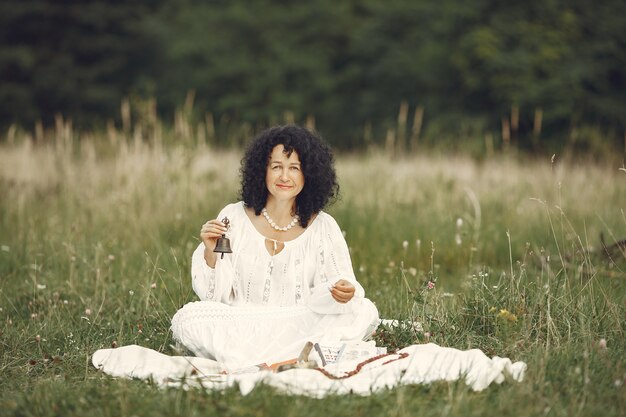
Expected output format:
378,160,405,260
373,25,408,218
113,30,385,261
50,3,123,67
456,218,463,228
615,379,623,387
402,240,409,250
455,233,462,245
1,245,9,252
36,284,46,290
408,267,417,276
108,255,115,261
129,290,134,296
150,283,157,289
84,308,92,316
63,300,69,305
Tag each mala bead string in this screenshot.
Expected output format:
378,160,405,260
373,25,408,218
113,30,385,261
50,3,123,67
314,352,409,380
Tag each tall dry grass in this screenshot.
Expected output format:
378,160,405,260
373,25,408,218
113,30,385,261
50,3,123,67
0,127,624,416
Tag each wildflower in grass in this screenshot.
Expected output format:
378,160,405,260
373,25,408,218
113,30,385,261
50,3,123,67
84,308,92,316
402,240,409,250
489,306,497,313
598,338,607,349
108,254,115,261
35,335,41,343
1,245,9,252
36,284,46,290
129,290,134,296
497,309,517,322
427,281,435,290
408,267,417,276
456,218,463,228
150,282,157,289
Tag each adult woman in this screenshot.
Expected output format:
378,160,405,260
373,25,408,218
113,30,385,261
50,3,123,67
170,125,379,370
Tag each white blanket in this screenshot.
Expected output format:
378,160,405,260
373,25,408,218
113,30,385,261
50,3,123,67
92,343,526,396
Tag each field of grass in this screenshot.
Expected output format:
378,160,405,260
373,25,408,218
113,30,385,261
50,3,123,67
0,131,624,416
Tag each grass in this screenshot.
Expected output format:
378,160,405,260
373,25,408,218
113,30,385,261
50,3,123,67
0,130,624,417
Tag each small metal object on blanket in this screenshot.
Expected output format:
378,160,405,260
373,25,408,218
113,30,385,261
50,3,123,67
276,341,410,379
276,342,318,372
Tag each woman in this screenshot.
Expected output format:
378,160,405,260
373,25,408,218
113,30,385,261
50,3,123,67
170,125,379,370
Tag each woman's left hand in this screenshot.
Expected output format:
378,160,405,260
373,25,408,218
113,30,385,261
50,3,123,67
330,279,355,303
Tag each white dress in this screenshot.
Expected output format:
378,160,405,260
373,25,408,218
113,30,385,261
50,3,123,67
170,202,380,370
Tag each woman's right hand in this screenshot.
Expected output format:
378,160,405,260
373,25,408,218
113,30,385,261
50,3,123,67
200,219,228,267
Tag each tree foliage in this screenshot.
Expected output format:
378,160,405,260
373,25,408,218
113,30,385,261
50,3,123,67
0,0,624,148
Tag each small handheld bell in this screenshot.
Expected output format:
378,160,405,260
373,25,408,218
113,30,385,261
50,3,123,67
213,217,232,259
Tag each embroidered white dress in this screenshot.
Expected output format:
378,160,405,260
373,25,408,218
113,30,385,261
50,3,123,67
170,202,380,369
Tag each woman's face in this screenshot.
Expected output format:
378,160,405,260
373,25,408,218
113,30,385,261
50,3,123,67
265,144,305,203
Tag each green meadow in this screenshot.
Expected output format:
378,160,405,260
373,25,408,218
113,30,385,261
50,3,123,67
0,130,624,416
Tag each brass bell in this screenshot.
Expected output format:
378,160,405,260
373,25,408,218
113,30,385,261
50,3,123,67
213,217,233,259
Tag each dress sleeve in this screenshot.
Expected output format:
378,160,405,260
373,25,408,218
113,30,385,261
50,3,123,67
190,204,237,303
305,213,366,314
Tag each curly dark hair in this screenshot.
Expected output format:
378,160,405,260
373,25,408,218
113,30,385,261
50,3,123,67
240,125,339,227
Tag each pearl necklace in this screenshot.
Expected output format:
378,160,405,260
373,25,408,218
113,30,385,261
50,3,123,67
262,208,299,231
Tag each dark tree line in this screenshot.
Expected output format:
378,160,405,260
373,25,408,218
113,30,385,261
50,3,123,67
1,0,624,149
